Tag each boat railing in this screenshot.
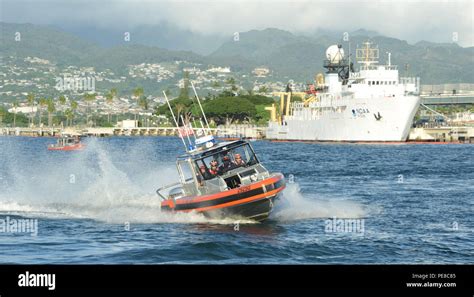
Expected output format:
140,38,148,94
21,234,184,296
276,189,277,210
156,181,182,200
400,76,421,94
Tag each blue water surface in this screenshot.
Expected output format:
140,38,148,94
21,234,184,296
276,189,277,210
0,136,472,264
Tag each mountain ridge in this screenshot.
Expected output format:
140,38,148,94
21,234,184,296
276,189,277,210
1,22,473,84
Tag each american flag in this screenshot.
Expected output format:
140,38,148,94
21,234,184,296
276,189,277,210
178,125,194,137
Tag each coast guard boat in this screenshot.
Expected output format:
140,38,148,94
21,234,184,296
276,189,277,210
156,84,285,221
48,135,85,151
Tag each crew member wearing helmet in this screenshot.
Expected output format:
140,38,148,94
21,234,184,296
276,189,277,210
209,160,219,176
218,155,233,174
197,165,211,186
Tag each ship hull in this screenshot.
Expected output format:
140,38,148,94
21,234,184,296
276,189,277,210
161,174,286,222
266,95,421,142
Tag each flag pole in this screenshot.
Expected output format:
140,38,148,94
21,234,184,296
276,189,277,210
190,81,211,133
163,91,188,152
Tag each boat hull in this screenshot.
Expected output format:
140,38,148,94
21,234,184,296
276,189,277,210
48,143,85,151
161,174,285,222
202,194,278,221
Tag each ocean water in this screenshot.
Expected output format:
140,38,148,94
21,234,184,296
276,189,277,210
0,136,472,264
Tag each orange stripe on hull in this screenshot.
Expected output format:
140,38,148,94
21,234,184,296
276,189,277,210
175,186,285,213
174,174,284,205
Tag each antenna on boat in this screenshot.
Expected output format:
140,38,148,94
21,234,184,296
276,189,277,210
190,81,211,134
163,90,188,152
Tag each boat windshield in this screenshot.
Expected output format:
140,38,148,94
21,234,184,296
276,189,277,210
194,143,259,180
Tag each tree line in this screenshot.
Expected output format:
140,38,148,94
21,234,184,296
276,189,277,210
155,73,275,126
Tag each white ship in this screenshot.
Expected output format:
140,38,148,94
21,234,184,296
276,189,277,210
266,42,421,142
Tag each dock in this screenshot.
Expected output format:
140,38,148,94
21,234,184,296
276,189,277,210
409,126,474,143
0,127,218,137
1,125,472,143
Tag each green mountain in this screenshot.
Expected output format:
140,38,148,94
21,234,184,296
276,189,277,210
210,29,474,83
58,23,227,55
1,22,473,84
0,22,99,66
85,44,204,75
0,22,205,72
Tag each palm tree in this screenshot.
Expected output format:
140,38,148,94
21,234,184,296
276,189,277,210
110,88,118,98
70,100,78,126
59,95,66,106
38,98,47,127
46,98,56,127
84,93,96,126
64,108,74,127
0,107,5,126
26,93,35,126
58,95,67,128
110,88,119,124
105,93,113,124
132,87,144,121
12,101,18,127
175,103,186,126
105,88,117,124
138,96,149,126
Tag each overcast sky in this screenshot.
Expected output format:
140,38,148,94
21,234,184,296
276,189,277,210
1,0,473,46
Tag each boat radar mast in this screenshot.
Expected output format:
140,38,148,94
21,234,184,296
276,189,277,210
356,41,379,69
323,44,351,84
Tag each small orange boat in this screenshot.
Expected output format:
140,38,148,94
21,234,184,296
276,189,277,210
48,136,85,151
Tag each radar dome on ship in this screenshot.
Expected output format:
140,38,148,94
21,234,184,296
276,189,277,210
326,45,344,63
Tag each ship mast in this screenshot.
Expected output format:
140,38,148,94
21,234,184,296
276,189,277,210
356,41,379,69
323,44,350,84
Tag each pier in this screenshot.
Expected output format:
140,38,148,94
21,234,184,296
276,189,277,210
421,94,474,105
0,127,218,137
1,125,472,143
0,125,266,138
409,126,474,143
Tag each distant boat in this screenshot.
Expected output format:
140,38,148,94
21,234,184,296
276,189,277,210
48,136,85,151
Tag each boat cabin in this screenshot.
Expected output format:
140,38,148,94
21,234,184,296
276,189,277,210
170,140,271,199
55,136,79,147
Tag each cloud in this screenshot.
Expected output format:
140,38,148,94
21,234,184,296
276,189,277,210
1,0,473,46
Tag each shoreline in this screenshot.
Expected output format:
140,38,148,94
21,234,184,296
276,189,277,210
1,125,473,144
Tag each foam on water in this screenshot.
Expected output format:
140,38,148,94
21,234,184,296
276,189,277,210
0,138,224,224
272,183,368,221
0,138,367,225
